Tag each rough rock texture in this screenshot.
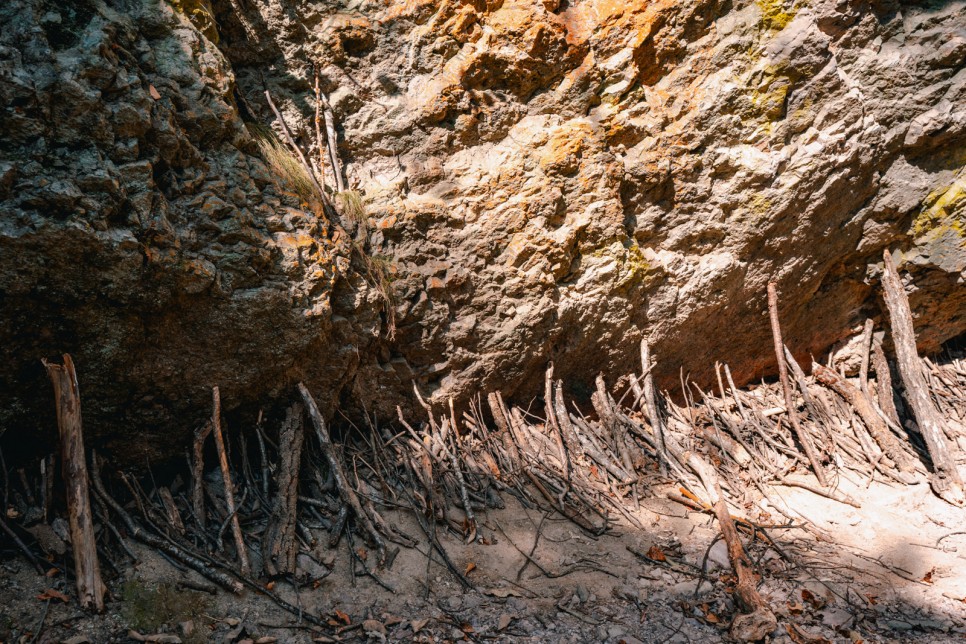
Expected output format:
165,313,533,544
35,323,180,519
1,0,965,457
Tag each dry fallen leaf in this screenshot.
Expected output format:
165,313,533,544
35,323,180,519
362,619,387,636
464,562,477,575
333,609,351,625
922,568,935,584
498,613,513,631
411,618,429,633
801,588,825,609
149,85,161,100
37,588,69,603
646,545,666,561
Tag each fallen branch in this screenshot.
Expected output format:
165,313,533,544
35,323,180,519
298,382,388,564
812,363,917,477
690,458,777,641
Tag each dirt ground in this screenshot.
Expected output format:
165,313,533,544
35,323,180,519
2,468,965,644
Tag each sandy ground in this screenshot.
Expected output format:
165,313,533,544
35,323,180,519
2,468,965,644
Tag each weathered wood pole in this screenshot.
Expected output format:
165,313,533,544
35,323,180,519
43,354,105,611
880,250,964,505
766,282,827,487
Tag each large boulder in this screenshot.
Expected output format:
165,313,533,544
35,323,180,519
1,0,964,459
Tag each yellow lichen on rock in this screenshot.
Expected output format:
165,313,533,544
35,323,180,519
166,0,219,43
755,0,798,31
912,170,966,242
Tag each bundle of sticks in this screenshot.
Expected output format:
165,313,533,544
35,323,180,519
6,250,963,641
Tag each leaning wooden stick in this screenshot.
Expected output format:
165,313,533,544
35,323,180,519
263,89,334,210
880,250,965,505
42,354,105,612
871,339,901,427
191,421,212,530
298,383,388,564
714,480,777,641
312,70,329,191
687,456,777,640
766,282,828,487
640,341,668,475
858,318,875,396
317,88,345,192
211,387,251,575
812,363,917,476
544,365,569,476
262,402,304,576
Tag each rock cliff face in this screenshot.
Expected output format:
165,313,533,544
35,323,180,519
1,0,964,458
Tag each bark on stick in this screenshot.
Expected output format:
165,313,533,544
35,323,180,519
263,402,304,576
43,354,106,612
880,251,964,505
211,387,251,574
767,282,828,487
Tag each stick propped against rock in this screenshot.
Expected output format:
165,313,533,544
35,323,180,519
812,363,918,478
767,282,828,487
298,383,388,564
42,354,106,612
211,387,251,575
262,402,305,576
880,250,965,506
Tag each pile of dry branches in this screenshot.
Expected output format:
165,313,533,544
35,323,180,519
4,250,965,641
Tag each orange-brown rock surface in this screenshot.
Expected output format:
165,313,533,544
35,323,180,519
1,0,964,457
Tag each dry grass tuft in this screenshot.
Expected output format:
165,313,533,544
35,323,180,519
352,244,397,339
336,190,368,226
254,131,319,205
